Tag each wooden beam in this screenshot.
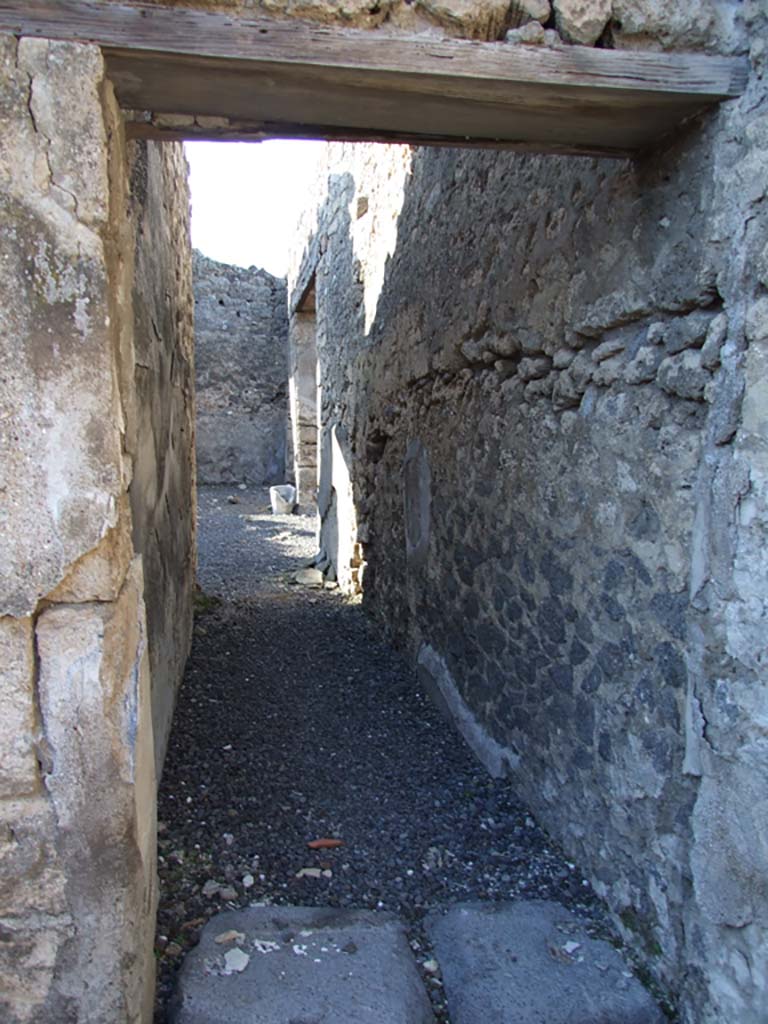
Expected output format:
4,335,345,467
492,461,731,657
0,0,749,156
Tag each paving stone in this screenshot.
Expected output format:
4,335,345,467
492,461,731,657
170,905,435,1023
426,901,665,1024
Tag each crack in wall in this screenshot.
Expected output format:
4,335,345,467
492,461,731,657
24,56,82,220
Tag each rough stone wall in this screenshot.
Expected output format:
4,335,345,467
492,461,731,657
128,141,196,771
0,37,195,1023
120,0,749,48
194,251,288,486
289,5,768,1021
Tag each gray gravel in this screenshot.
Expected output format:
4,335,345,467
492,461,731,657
195,485,317,599
154,485,613,1022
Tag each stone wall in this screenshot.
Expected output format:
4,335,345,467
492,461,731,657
194,250,288,485
129,142,196,771
0,37,194,1023
128,0,748,48
289,5,768,1022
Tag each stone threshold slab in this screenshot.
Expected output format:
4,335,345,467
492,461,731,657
170,905,435,1024
426,900,665,1024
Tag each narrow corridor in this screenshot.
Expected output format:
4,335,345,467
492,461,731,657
154,487,610,1021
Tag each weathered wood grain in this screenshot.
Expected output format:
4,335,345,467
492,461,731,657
0,0,750,155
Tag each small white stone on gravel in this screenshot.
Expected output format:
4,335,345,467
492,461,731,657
423,958,440,973
295,867,323,879
294,568,324,587
242,873,254,888
253,939,281,954
223,948,250,974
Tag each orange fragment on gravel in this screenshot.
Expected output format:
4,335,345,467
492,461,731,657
307,838,344,849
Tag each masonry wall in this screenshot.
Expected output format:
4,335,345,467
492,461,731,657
194,250,288,485
0,37,194,1023
289,6,768,1022
132,0,749,47
129,142,196,771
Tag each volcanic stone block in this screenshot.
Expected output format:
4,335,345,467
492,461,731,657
426,901,665,1024
171,906,435,1024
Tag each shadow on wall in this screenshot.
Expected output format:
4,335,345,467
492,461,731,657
287,98,768,1024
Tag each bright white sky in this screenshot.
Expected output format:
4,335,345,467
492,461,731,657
185,140,327,277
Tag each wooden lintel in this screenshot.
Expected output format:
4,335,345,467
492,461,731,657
0,0,750,156
124,117,636,159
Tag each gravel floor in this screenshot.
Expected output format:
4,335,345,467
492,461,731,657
154,485,611,1022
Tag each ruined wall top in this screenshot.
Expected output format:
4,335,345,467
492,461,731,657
113,0,752,52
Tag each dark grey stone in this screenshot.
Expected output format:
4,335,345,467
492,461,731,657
540,556,574,597
628,502,661,541
563,602,579,624
663,311,711,355
597,643,625,679
549,663,574,694
506,598,524,623
426,901,665,1024
572,746,594,770
538,599,566,645
603,559,626,591
598,732,613,762
654,641,688,689
170,906,434,1024
650,592,687,641
520,552,536,584
475,621,507,658
623,551,653,587
601,592,626,622
575,617,595,644
641,730,676,774
574,695,595,746
569,639,590,667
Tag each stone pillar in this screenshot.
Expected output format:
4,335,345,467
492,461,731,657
0,37,158,1023
288,309,320,508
